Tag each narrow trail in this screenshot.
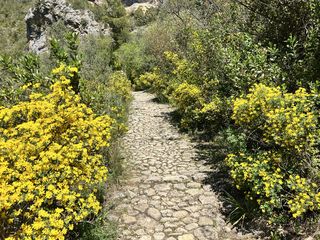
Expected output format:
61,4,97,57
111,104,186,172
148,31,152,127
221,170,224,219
109,91,255,240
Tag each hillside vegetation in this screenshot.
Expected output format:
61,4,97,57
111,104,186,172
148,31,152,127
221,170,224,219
1,0,320,239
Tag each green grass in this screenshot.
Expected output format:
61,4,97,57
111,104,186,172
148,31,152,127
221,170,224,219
72,208,119,240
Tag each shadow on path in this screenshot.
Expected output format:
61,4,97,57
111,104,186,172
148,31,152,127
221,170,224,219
164,109,266,237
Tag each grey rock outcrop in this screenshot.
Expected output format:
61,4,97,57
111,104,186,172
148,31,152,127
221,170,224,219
25,0,110,53
124,0,160,14
125,2,157,14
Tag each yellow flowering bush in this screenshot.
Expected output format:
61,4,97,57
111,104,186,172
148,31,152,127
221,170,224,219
171,82,203,111
226,83,320,220
232,83,318,152
135,71,164,92
170,81,226,131
164,51,196,82
226,152,320,219
107,71,132,103
170,82,204,129
0,67,113,239
226,152,284,214
134,72,155,90
195,95,227,132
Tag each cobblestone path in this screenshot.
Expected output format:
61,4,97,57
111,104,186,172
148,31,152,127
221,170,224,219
110,91,254,240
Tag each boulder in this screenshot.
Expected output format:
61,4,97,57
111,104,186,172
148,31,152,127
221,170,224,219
125,2,157,14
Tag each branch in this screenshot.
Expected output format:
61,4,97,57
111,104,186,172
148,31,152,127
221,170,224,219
230,0,273,21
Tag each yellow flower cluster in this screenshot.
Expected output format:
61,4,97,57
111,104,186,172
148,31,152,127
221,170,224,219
135,71,164,92
164,51,194,79
51,64,66,74
226,152,284,214
171,82,203,111
169,80,227,130
0,70,113,239
170,82,204,128
108,71,132,103
232,84,317,152
196,96,223,124
228,83,320,219
287,175,320,218
51,64,78,77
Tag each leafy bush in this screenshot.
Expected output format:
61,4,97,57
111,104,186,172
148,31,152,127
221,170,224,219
80,70,131,137
138,21,178,66
244,0,314,47
0,53,44,107
80,34,113,83
132,7,158,27
114,40,152,81
101,0,130,49
105,71,132,134
0,66,113,240
222,33,284,94
48,32,132,131
164,51,197,84
134,71,161,90
134,72,154,90
226,84,320,221
67,0,91,10
232,84,318,152
170,82,203,129
107,71,132,103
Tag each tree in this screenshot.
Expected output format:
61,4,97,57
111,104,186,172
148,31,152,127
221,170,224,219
102,0,130,49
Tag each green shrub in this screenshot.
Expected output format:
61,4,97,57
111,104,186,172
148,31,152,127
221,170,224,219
101,0,130,48
133,7,158,26
226,84,320,221
170,82,203,129
80,34,113,82
134,71,160,90
0,53,46,107
80,71,132,136
114,41,152,81
67,0,90,10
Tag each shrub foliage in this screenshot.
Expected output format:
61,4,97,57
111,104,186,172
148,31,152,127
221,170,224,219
0,65,113,239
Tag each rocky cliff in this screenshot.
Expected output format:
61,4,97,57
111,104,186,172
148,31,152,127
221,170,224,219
25,0,110,53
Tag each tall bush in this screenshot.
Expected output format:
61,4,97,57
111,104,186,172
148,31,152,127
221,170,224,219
226,84,320,221
0,65,113,239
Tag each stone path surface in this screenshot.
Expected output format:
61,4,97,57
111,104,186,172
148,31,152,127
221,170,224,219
109,91,255,240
